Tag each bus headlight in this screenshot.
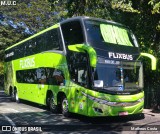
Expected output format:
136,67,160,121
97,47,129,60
137,97,144,102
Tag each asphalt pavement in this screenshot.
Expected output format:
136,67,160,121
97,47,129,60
0,89,160,134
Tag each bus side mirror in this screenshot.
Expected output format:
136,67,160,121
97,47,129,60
140,53,157,70
68,44,97,67
94,80,104,88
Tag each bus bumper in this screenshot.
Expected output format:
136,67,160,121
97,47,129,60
87,99,144,117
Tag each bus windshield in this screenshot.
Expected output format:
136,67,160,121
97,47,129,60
84,19,139,48
93,59,143,92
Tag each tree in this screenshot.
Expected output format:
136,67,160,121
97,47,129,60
0,0,58,61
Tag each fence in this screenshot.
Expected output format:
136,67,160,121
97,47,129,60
144,86,160,110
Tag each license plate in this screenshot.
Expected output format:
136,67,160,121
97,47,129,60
119,111,128,116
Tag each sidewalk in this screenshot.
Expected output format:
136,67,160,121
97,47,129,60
143,109,160,116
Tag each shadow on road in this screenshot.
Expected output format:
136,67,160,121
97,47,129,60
69,113,145,124
13,98,145,124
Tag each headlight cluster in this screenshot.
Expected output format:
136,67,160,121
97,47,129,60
137,97,144,102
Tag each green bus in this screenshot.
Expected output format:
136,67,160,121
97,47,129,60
4,16,156,117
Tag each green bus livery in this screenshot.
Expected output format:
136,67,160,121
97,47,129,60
4,16,157,117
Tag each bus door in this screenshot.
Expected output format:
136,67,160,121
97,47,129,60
75,66,88,115
69,63,88,115
67,50,89,115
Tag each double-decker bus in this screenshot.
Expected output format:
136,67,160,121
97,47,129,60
4,16,156,117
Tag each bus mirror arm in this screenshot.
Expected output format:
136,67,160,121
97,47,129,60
140,53,157,70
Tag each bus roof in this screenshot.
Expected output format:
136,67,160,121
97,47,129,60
60,16,125,27
6,16,126,51
5,24,59,51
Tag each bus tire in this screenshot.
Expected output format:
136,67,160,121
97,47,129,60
61,96,70,117
15,89,20,103
49,94,58,113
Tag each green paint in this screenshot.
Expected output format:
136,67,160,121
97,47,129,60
87,90,144,116
140,53,157,70
68,44,97,67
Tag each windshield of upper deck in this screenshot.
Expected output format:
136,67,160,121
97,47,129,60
84,19,138,47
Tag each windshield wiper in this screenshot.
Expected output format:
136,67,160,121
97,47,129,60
125,86,140,89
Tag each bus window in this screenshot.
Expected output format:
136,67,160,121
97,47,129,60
46,29,62,51
16,69,37,84
77,68,88,87
61,21,84,46
45,68,65,86
37,68,46,84
52,69,65,86
69,65,88,87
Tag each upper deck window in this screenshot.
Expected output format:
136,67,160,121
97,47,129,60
84,20,138,48
61,20,84,46
5,28,63,62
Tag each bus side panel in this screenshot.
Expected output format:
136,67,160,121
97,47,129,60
35,84,48,105
59,81,88,116
36,85,59,105
17,83,38,102
11,52,66,104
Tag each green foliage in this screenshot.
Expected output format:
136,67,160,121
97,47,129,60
49,0,68,20
0,0,58,60
67,0,112,19
111,0,140,13
50,0,113,20
148,0,160,14
0,61,4,75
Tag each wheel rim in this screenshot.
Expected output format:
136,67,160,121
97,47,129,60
50,96,56,110
62,98,68,113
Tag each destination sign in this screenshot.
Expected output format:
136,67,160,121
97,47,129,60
108,52,133,60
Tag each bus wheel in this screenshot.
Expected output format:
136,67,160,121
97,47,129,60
15,90,20,103
49,94,58,113
61,96,70,117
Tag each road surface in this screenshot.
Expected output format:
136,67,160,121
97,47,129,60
0,90,160,134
